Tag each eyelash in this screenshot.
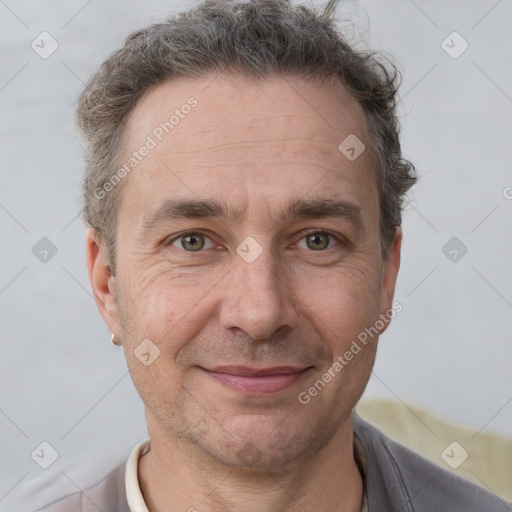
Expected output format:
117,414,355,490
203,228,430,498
165,229,346,253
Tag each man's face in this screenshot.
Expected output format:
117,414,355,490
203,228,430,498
90,74,401,469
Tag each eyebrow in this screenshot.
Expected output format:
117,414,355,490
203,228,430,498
139,197,363,235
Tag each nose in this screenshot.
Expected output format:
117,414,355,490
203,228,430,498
219,248,299,341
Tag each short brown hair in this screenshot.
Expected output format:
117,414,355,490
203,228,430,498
76,0,416,274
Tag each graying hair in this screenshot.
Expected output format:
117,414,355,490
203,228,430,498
76,0,417,274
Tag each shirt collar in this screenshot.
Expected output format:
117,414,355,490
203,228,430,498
125,438,151,512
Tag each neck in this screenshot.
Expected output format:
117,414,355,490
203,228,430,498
138,414,364,512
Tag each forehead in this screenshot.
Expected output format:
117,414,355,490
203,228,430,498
118,74,377,226
125,74,369,152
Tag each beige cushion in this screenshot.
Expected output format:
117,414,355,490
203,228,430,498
355,398,512,502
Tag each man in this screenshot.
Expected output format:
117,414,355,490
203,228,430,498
38,0,510,510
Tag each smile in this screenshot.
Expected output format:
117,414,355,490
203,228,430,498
200,366,312,394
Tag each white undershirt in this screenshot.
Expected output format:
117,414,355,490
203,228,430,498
125,439,151,512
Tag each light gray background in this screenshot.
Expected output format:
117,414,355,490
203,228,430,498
1,0,511,510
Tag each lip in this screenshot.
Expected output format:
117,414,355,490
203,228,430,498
200,366,311,394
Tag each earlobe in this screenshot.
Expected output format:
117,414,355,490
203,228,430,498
85,228,121,335
379,227,402,332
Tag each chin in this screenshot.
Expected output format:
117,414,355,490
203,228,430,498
193,413,338,471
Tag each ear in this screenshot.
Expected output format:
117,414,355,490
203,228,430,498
86,228,121,337
378,227,402,334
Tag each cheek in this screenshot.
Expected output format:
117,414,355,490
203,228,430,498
118,264,220,356
294,264,381,410
292,258,382,345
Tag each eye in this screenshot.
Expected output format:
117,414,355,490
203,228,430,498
296,231,341,251
168,231,215,252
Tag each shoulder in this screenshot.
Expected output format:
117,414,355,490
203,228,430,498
36,492,81,512
353,412,511,512
36,464,128,512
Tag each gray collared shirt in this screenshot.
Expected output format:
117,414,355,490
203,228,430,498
37,412,510,511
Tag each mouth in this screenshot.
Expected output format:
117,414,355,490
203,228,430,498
199,365,312,394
